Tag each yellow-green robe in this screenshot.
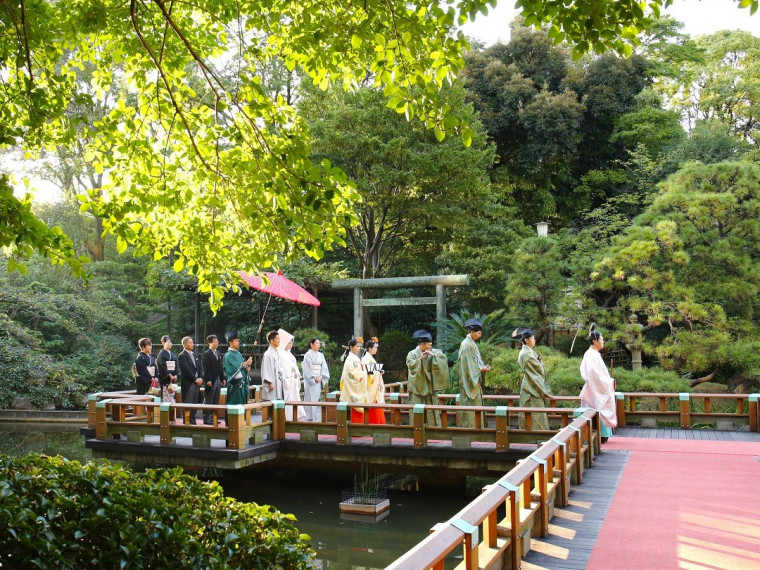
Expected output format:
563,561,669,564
457,334,484,428
406,347,449,426
517,345,552,430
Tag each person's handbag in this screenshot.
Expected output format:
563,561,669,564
149,378,161,396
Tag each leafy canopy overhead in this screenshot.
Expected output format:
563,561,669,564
517,0,759,59
4,0,751,310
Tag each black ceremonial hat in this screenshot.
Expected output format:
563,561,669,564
412,329,433,343
465,318,483,330
225,330,239,343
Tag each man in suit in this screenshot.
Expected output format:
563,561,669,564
178,336,203,424
200,334,226,425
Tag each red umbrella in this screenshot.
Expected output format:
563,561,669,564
238,270,320,342
238,270,320,306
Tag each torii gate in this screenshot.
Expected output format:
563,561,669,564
330,274,470,346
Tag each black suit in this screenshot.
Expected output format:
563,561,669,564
178,349,202,423
134,352,156,395
201,348,225,423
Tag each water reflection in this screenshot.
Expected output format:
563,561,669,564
221,467,471,569
0,424,92,463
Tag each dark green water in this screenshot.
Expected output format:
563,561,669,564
0,427,471,569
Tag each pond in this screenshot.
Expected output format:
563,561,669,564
0,426,472,569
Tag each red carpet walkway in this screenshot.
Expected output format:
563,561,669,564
588,437,760,570
523,429,760,570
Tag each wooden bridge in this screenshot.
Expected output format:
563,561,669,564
84,389,760,568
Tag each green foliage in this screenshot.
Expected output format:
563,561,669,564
291,327,335,356
3,0,502,310
435,310,513,358
592,161,760,377
300,83,495,279
378,330,414,379
0,454,314,568
614,367,689,393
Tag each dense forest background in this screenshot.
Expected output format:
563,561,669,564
3,19,760,408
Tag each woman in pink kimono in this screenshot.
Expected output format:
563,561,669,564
579,330,617,442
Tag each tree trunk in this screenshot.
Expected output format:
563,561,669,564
689,369,718,388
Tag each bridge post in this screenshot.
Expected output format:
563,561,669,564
679,393,691,429
226,405,246,449
451,518,479,570
272,401,286,440
749,394,759,432
337,402,348,444
88,393,102,429
326,391,340,423
615,392,626,427
530,456,549,537
219,387,227,406
95,400,110,440
499,480,521,569
389,393,402,425
160,403,172,444
413,404,427,448
495,406,509,451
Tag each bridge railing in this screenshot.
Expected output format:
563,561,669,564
616,392,760,431
277,401,593,449
93,396,271,449
386,409,599,570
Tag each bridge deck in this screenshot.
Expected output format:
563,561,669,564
523,427,760,570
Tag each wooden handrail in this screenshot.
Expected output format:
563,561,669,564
387,410,598,570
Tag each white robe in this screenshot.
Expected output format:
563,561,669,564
278,330,306,421
261,345,284,401
579,347,617,428
302,349,330,421
361,353,385,405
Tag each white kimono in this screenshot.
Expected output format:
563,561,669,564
579,347,617,429
302,348,330,421
261,345,284,401
278,330,305,421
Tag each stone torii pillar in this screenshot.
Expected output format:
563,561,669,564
331,275,470,344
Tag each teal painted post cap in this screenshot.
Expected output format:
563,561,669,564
749,394,759,402
226,405,245,415
220,387,227,395
529,456,547,466
329,390,341,397
88,393,102,401
495,406,508,417
573,407,591,417
615,392,624,400
679,392,690,401
455,394,460,403
152,396,161,403
273,400,285,409
95,399,111,408
337,402,348,411
550,437,566,450
452,517,478,538
390,393,400,402
159,402,172,412
413,404,426,414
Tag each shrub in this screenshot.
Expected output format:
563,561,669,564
378,330,414,380
0,454,314,569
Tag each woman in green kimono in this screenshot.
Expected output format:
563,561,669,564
515,327,552,430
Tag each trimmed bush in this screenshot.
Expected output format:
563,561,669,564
0,454,314,568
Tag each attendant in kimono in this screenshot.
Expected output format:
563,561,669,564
278,329,306,421
302,338,330,422
200,334,225,424
340,336,368,424
134,338,158,396
457,319,491,428
261,330,284,401
580,329,617,443
156,335,178,404
515,327,552,430
406,330,449,426
361,337,386,424
178,336,203,424
223,331,252,406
